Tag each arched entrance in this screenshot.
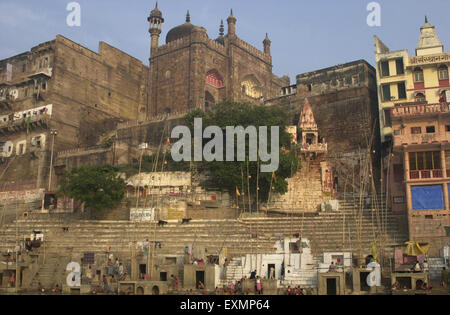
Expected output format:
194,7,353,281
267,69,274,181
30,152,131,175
136,286,144,295
152,285,160,295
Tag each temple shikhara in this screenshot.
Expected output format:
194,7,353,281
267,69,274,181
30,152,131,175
0,4,448,296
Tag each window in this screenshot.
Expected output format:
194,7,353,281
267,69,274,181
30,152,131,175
382,84,391,102
411,127,422,134
439,65,449,80
396,59,404,75
397,82,406,99
308,84,312,92
384,109,391,127
414,68,424,82
409,151,441,171
446,125,450,132
380,61,390,77
415,93,426,103
352,75,359,85
426,126,435,133
393,196,405,204
22,64,26,73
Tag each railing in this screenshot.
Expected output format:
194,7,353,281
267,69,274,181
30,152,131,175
0,113,50,131
301,143,328,153
391,102,449,118
409,169,444,180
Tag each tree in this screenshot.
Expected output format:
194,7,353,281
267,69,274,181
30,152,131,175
58,165,125,211
182,101,300,204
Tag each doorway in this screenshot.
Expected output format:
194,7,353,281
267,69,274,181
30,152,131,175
360,272,370,292
160,272,167,281
268,264,276,279
326,278,337,295
139,264,146,279
196,271,205,289
136,286,144,295
152,285,160,295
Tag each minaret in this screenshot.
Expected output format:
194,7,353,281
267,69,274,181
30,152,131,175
227,9,237,36
263,33,271,55
148,2,164,54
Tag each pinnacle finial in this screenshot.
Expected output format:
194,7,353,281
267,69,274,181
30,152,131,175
155,1,158,9
425,15,428,23
186,10,190,23
219,20,224,36
230,9,234,16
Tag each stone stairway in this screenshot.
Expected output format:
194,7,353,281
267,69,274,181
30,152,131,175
268,157,329,212
29,252,70,290
0,194,408,290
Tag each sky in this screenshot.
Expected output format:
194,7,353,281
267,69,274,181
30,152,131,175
1,0,449,84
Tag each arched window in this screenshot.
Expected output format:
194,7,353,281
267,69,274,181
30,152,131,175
439,65,449,80
205,70,224,88
415,92,426,103
414,67,424,83
241,75,262,99
204,91,215,110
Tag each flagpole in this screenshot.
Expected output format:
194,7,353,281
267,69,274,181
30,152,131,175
267,172,274,208
241,165,245,213
256,151,260,214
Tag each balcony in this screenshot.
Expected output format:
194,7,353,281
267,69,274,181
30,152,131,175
391,102,449,119
0,68,52,86
301,142,328,154
409,169,444,180
0,113,50,134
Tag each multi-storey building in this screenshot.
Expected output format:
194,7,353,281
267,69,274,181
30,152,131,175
147,5,289,117
0,35,148,191
374,18,450,243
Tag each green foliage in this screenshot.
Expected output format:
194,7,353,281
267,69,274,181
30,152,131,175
182,101,301,202
58,165,125,210
103,136,115,147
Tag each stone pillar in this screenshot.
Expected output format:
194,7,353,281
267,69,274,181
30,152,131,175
441,150,449,210
406,182,414,240
404,150,410,181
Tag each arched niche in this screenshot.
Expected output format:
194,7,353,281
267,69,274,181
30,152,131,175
241,74,262,99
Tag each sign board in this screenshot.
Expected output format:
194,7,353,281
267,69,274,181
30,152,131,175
130,208,155,221
0,189,43,204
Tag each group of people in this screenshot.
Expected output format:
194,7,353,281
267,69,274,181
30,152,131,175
286,286,308,295
412,260,429,273
183,246,218,266
36,282,61,294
